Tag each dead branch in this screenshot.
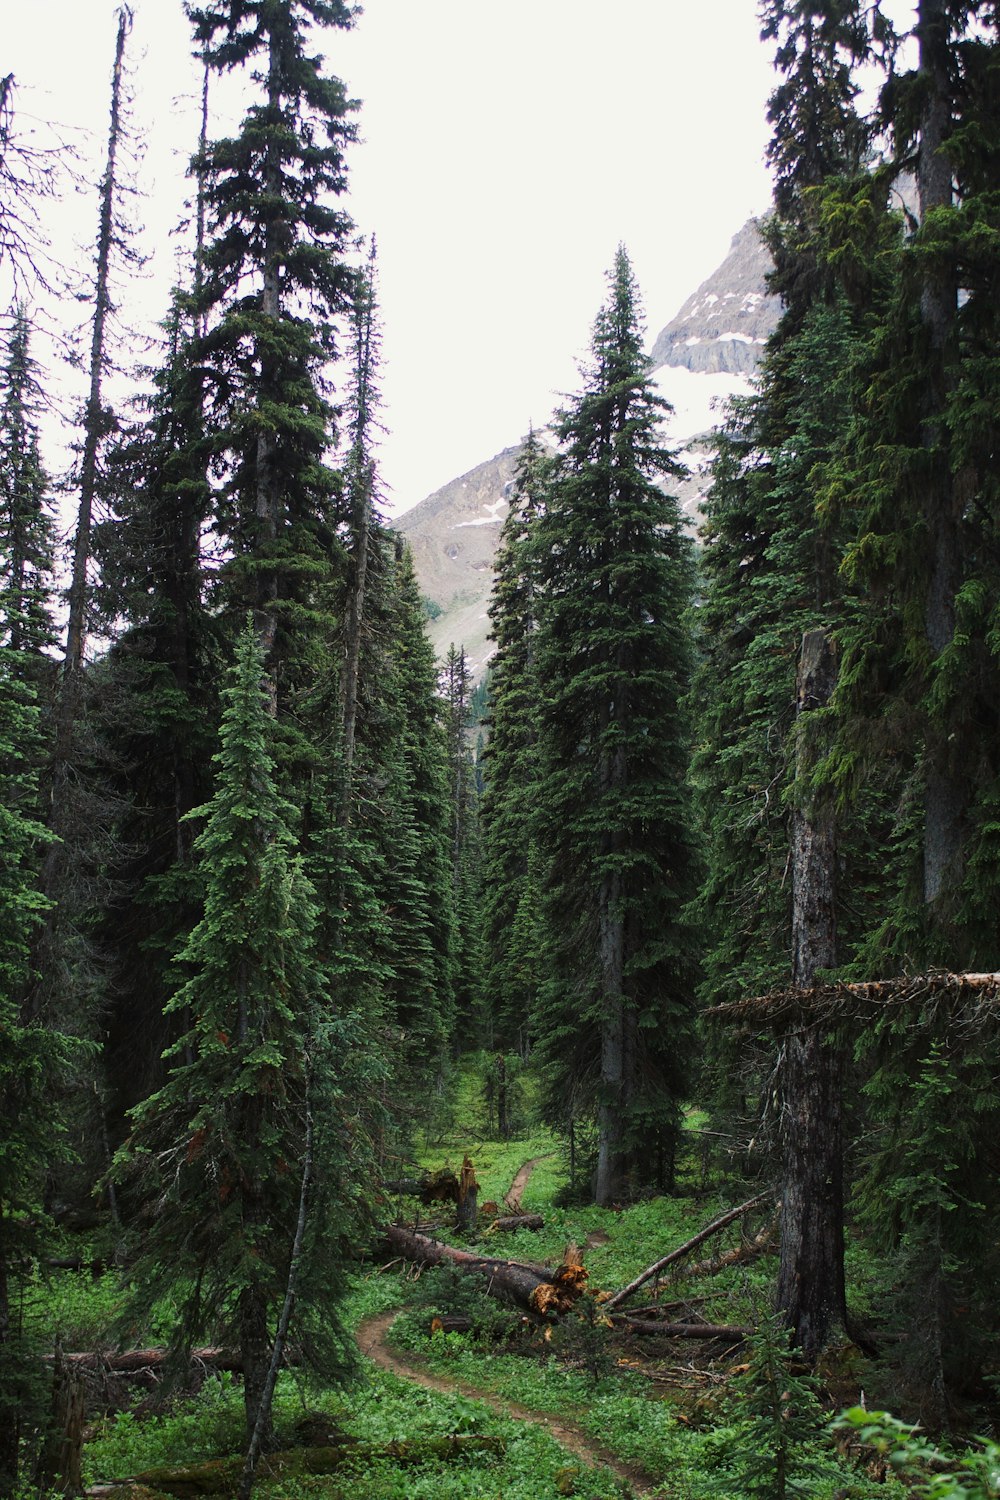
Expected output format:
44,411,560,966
602,1192,773,1312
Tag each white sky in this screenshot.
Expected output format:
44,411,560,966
5,0,777,517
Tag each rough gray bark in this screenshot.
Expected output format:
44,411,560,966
776,628,847,1360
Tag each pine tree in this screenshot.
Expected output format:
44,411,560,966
833,2,1000,967
381,543,456,1114
0,308,56,664
480,430,549,1051
91,295,221,1121
441,643,485,1037
0,367,79,1488
533,247,699,1205
113,621,370,1451
187,0,356,706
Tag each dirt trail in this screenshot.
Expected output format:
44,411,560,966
355,1310,661,1497
503,1151,556,1213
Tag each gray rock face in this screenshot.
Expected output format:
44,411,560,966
395,444,525,677
649,219,779,375
395,218,780,677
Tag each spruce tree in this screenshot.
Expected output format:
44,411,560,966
0,308,56,665
187,0,356,707
441,643,485,1038
91,295,221,1121
480,430,549,1052
0,343,79,1488
113,622,368,1450
381,543,456,1113
533,247,698,1205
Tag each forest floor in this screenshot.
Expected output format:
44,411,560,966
355,1307,659,1496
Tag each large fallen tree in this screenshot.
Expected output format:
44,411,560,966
383,1224,587,1317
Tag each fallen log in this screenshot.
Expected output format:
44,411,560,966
602,1191,773,1312
85,1436,506,1498
43,1347,271,1374
486,1213,544,1233
384,1224,587,1317
611,1317,753,1341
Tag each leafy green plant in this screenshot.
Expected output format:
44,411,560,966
836,1408,1000,1498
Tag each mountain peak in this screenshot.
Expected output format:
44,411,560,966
650,219,778,376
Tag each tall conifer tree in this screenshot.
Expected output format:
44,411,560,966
533,248,698,1205
187,0,355,708
114,622,368,1451
481,430,549,1050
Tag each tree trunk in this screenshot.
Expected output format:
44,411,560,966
596,863,626,1207
33,4,131,1025
455,1156,478,1233
238,1100,312,1500
0,1230,18,1497
38,1345,86,1496
776,628,847,1360
238,1283,271,1452
60,3,129,713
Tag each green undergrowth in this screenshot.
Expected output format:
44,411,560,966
382,1276,891,1500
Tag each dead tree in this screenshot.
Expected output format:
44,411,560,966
775,628,848,1359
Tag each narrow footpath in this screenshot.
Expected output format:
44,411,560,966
356,1152,662,1497
355,1309,660,1498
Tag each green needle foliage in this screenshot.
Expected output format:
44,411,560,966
532,246,699,1204
113,622,372,1447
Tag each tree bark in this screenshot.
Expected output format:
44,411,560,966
610,1318,753,1341
776,628,847,1360
38,1344,86,1496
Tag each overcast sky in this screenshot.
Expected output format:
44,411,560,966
6,1,777,516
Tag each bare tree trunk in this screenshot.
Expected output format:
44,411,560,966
596,862,626,1207
59,3,130,721
238,1100,313,1500
31,4,131,1029
776,628,847,1360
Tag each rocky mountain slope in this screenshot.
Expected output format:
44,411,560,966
396,220,779,677
649,218,778,374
